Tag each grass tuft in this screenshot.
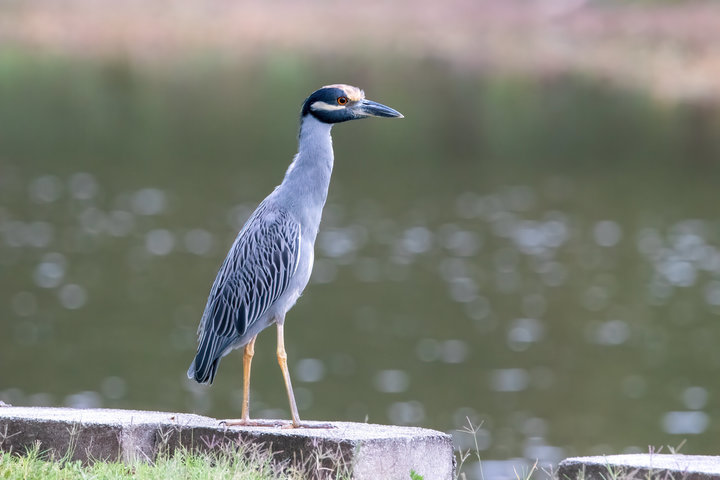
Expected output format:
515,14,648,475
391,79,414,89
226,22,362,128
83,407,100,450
410,469,424,480
0,435,353,480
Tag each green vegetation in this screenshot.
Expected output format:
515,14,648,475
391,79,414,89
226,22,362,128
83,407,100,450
0,442,350,480
0,421,688,480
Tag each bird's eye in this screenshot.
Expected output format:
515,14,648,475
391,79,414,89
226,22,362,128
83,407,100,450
337,96,349,105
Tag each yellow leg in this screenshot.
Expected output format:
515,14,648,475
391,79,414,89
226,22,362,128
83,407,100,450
277,323,301,428
222,325,333,429
223,336,268,427
241,336,256,422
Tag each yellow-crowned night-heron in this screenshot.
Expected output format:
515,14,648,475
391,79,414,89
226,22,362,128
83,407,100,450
187,84,403,428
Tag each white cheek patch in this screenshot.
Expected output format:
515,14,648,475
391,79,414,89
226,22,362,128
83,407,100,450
310,101,346,112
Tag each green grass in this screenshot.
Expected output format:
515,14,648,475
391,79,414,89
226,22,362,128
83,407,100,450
0,434,686,480
0,441,350,480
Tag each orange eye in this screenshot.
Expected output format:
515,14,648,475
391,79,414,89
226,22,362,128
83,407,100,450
337,96,349,105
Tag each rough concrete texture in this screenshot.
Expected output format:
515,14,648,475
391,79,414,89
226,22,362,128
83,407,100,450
558,454,720,480
0,406,454,479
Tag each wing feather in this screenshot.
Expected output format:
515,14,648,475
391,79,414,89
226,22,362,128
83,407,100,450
188,204,302,383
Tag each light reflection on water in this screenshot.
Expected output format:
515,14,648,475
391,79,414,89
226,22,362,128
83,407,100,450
1,63,720,479
4,167,720,467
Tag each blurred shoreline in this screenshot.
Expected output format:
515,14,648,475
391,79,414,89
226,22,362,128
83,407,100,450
2,0,720,104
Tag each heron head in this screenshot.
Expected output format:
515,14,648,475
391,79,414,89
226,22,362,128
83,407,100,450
301,84,403,124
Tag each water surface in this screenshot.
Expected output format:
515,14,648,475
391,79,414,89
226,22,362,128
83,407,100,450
1,56,720,476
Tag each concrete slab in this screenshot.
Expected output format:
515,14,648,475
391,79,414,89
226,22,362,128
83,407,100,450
557,454,720,480
0,406,454,480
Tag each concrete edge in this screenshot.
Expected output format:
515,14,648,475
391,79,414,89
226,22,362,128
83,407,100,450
0,407,455,479
557,454,720,480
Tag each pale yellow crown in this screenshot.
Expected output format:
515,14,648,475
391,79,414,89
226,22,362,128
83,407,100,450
322,84,365,103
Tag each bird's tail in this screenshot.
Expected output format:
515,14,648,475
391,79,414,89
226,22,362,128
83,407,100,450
187,338,221,384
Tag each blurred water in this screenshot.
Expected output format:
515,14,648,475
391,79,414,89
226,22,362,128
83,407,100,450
1,57,720,476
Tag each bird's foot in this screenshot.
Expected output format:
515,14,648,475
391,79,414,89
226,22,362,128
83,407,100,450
220,418,286,427
220,419,336,429
283,421,336,429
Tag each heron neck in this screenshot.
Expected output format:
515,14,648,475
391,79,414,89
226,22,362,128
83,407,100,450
284,115,334,195
278,115,334,227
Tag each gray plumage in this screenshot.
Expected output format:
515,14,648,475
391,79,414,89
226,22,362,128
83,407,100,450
189,205,302,383
188,84,402,396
